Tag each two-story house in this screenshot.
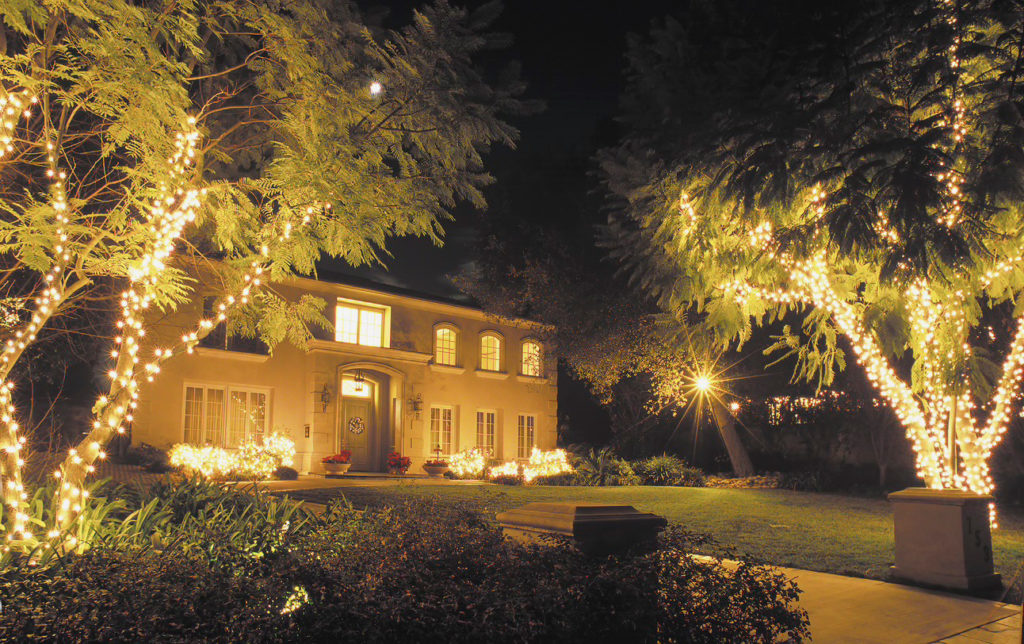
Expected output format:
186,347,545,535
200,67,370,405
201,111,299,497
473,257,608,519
131,273,557,473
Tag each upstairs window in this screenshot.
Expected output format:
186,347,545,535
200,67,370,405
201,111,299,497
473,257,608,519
521,340,542,377
434,325,458,366
335,302,385,347
197,297,268,355
479,332,503,372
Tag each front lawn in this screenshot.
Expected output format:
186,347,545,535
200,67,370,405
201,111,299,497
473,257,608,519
282,484,1024,584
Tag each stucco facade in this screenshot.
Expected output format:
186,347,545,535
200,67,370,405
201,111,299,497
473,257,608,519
132,276,557,473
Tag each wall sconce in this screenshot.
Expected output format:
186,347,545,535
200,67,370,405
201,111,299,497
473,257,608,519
407,393,422,419
313,384,331,413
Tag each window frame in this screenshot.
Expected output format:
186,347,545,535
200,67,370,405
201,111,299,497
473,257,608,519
181,381,272,448
520,339,543,377
433,322,460,367
429,405,454,457
476,409,497,456
334,298,390,348
478,330,504,372
517,413,536,459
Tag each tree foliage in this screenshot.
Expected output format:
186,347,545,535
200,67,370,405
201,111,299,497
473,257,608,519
603,0,1024,493
0,0,528,547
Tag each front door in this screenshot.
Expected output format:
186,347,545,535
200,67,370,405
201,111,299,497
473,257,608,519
342,398,373,470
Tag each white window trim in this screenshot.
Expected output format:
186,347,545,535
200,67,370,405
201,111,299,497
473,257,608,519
428,404,455,457
335,298,391,348
478,330,504,373
519,338,543,377
475,408,498,457
433,322,460,367
516,412,537,459
181,381,272,447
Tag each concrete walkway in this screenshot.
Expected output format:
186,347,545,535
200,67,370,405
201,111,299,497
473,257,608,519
779,566,1020,643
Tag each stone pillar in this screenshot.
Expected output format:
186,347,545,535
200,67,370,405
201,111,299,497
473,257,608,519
497,502,667,554
889,488,1001,591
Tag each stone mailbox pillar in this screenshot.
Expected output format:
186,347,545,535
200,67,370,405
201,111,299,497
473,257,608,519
497,502,667,554
889,488,1001,591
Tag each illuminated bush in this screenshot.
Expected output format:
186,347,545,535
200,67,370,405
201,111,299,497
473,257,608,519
486,448,574,484
523,448,573,482
448,448,488,479
168,434,296,480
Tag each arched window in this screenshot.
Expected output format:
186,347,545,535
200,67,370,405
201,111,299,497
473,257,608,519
521,340,542,377
479,332,503,372
434,324,458,366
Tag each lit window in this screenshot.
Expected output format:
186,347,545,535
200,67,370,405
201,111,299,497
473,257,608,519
480,333,502,371
430,406,453,456
227,389,267,447
517,414,535,458
335,303,385,347
476,410,496,456
521,340,542,377
341,377,371,398
183,384,265,448
435,326,458,366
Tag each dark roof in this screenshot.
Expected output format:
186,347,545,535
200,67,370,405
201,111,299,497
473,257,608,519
305,266,480,310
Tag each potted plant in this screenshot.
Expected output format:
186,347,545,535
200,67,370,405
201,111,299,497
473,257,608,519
322,451,352,476
387,452,411,475
422,446,449,478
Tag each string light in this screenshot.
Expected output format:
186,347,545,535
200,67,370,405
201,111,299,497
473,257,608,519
705,177,1021,525
168,434,295,479
486,448,573,483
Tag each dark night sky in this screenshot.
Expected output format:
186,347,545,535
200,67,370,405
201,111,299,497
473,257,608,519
328,0,681,299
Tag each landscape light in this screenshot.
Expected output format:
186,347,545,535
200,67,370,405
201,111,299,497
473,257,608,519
369,81,383,96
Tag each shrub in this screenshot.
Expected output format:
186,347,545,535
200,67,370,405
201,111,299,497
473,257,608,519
490,473,522,486
635,455,706,487
0,488,809,642
117,443,169,471
573,447,641,486
274,465,299,480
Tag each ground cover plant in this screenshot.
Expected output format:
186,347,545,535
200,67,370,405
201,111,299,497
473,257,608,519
0,479,809,643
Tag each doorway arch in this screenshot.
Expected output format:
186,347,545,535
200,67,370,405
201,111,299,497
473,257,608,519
335,362,406,471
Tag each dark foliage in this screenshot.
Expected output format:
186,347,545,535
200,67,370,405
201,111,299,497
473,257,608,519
274,466,299,481
0,484,809,643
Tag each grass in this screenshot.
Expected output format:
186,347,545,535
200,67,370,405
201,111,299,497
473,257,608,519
282,483,1024,587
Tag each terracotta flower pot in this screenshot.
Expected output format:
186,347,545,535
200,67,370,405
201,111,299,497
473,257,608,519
324,462,351,476
422,464,449,478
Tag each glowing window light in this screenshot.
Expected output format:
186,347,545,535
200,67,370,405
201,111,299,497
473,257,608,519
521,340,542,377
480,333,502,371
341,377,371,398
435,326,457,366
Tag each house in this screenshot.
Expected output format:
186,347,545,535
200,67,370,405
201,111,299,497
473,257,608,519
131,273,558,474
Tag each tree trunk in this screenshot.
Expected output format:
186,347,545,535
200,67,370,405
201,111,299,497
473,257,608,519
710,399,755,477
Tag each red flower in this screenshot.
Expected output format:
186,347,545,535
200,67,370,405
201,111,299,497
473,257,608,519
322,451,351,464
387,452,411,469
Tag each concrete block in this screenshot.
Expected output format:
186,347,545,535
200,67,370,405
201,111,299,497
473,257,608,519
496,502,667,554
889,488,1001,591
